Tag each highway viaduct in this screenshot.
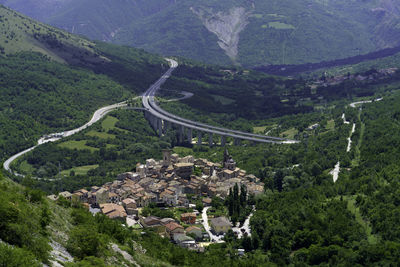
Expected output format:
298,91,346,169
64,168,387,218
142,59,299,146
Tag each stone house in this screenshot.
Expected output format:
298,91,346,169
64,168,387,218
95,188,108,205
165,222,184,238
185,226,202,240
58,191,72,201
122,198,137,215
160,218,176,225
202,197,212,206
210,217,232,234
100,203,127,221
174,163,193,179
162,193,176,206
108,192,119,203
173,233,196,248
140,216,162,228
180,212,196,224
178,196,189,207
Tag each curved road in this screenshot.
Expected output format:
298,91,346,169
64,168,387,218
162,90,194,102
4,58,298,174
142,59,298,144
349,97,383,108
3,100,130,174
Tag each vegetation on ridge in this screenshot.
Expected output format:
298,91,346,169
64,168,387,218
3,0,400,66
1,2,400,266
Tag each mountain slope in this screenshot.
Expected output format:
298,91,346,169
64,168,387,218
2,0,400,66
0,4,105,64
2,2,400,267
0,5,166,162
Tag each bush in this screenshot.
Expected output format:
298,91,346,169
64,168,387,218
67,225,109,259
65,256,106,267
0,243,40,267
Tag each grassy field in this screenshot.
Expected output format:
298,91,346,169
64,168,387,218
101,115,129,133
253,126,267,134
102,116,119,130
84,115,128,140
280,127,298,139
326,119,335,131
345,196,378,244
58,140,98,151
60,164,99,176
86,130,116,139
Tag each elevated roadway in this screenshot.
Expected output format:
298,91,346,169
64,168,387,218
142,58,298,145
4,58,298,176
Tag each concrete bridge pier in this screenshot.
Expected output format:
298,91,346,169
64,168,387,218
157,118,163,137
147,113,157,131
221,136,226,146
179,125,184,143
187,128,193,144
144,111,150,124
209,134,213,147
234,138,241,146
197,132,202,145
152,116,158,131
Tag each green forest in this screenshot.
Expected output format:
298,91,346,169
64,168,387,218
0,42,166,163
0,52,127,162
2,4,400,265
3,48,400,265
13,73,400,265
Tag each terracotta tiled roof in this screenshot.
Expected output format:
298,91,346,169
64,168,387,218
165,222,184,232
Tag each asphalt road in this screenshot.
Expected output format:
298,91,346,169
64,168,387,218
349,97,383,108
3,100,130,174
166,91,194,102
142,59,298,144
201,207,224,243
4,57,298,174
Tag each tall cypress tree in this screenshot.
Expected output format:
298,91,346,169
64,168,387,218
228,187,234,216
240,184,247,207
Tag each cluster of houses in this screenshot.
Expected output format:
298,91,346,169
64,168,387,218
140,214,202,249
49,150,263,247
137,213,234,249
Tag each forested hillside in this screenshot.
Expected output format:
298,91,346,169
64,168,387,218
12,73,400,266
0,4,101,63
0,5,166,162
2,1,400,266
2,0,400,66
0,52,128,162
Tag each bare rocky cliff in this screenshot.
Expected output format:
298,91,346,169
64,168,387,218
191,6,252,64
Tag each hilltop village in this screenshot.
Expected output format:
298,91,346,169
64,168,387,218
49,149,264,249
